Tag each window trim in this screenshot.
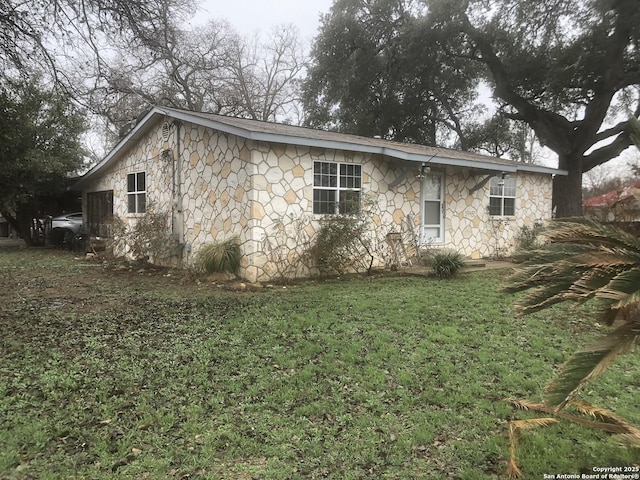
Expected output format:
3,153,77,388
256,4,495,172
313,161,362,215
489,176,516,217
127,171,146,214
420,171,445,244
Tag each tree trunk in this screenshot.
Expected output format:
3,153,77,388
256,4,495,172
14,203,39,246
0,207,22,240
553,155,583,217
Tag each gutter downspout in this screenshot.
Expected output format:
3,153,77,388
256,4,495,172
173,120,186,261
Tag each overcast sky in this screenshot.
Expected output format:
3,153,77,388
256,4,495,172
187,1,638,170
196,0,335,41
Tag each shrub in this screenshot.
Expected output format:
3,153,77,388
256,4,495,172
307,214,373,276
129,209,174,261
430,250,466,279
262,213,314,283
512,221,546,263
107,207,175,262
516,220,544,251
305,193,418,277
196,237,241,274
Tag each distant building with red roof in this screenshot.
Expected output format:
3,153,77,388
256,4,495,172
583,180,640,222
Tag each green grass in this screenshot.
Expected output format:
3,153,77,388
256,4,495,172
0,247,638,479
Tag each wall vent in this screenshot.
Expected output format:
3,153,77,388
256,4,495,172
162,121,171,141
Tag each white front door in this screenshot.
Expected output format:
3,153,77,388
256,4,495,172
421,172,444,244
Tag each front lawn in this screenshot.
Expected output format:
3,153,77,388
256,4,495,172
0,248,638,479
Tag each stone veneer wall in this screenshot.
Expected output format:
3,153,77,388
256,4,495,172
84,118,553,282
243,146,425,282
178,123,252,268
242,149,553,281
82,119,254,267
441,167,553,259
82,119,175,255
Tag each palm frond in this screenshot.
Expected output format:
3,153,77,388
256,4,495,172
511,418,559,430
505,248,590,293
543,322,639,409
511,284,576,314
570,400,620,421
569,400,640,442
505,396,640,476
572,249,640,269
614,433,640,447
508,398,621,427
507,417,558,478
598,267,640,309
506,398,539,411
505,220,640,321
507,423,522,479
569,267,624,299
506,457,522,479
545,218,640,252
503,216,640,475
507,397,634,433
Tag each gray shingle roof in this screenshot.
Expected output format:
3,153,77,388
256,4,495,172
75,106,566,189
171,107,563,174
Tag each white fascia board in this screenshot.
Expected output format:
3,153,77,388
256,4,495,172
516,164,568,176
392,153,518,172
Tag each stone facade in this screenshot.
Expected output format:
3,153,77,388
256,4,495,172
82,117,553,282
82,121,175,238
442,166,552,259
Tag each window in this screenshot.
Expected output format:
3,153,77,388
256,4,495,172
313,162,362,214
489,176,516,216
127,172,146,214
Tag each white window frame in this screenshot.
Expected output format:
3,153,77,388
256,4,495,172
127,171,146,214
420,172,445,244
489,176,516,216
313,161,362,215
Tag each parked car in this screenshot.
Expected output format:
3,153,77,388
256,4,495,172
51,212,83,246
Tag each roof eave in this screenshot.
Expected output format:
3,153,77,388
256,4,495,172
155,108,567,174
516,164,568,176
74,107,567,190
73,108,161,190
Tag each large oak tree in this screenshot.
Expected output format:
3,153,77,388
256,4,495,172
304,0,639,216
428,0,640,216
302,0,486,146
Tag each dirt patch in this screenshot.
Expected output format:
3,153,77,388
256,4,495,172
1,248,185,313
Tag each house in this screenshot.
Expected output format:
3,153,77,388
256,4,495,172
73,106,566,282
584,180,640,223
